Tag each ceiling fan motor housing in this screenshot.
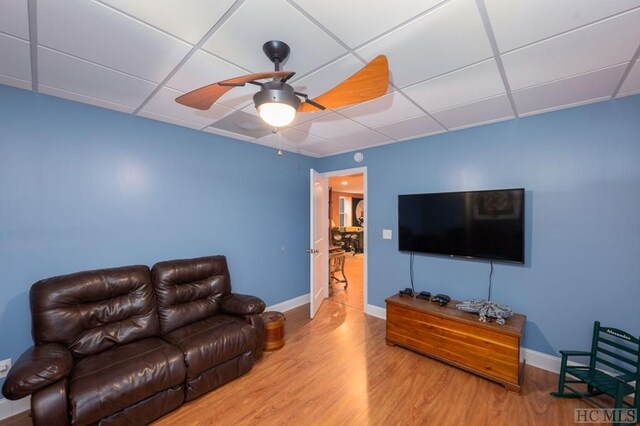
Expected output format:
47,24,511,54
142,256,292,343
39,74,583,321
262,40,291,66
253,80,301,111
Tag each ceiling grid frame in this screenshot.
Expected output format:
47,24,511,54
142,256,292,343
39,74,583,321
132,0,249,114
1,0,639,157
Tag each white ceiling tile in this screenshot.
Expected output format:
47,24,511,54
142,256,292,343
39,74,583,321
291,54,365,99
249,136,318,156
209,110,274,138
38,47,156,108
513,64,627,115
38,0,191,82
340,92,423,127
289,109,331,127
356,0,493,88
259,129,348,155
431,95,514,130
403,59,505,112
291,0,446,48
502,9,640,91
142,87,235,127
0,0,30,40
295,112,369,139
485,0,640,53
165,50,255,110
0,33,31,81
619,60,640,95
202,0,346,76
300,141,350,157
165,50,246,91
291,139,349,156
203,126,254,142
39,85,135,114
240,102,260,117
277,128,333,147
99,0,236,44
332,128,392,149
138,110,203,129
0,75,31,90
374,115,445,140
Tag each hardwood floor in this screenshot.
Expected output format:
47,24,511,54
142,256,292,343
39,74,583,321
1,298,610,426
328,253,363,310
154,300,607,426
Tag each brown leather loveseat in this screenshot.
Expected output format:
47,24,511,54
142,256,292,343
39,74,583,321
2,255,266,425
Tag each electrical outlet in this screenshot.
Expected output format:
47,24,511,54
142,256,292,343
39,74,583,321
0,359,11,378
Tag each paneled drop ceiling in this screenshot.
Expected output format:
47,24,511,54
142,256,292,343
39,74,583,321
1,0,639,157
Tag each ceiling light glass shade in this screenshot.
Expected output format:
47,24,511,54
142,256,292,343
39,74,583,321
258,102,297,127
253,81,301,128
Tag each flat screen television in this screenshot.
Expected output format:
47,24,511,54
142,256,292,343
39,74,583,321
398,188,525,263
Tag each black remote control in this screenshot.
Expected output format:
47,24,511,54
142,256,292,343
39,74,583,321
399,288,414,297
416,291,431,300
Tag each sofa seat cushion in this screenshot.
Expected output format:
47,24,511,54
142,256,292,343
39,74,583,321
163,314,256,379
69,337,186,425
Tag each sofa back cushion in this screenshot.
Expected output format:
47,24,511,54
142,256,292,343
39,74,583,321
151,256,231,335
30,265,159,358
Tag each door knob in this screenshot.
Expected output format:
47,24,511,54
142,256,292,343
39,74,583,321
306,249,320,254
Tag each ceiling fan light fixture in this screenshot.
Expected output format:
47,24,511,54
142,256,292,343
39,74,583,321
257,102,297,128
253,81,301,128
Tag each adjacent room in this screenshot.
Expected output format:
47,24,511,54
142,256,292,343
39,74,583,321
1,0,639,425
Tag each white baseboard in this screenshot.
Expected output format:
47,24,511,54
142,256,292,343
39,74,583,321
266,293,310,313
365,303,386,320
522,348,563,374
0,396,30,421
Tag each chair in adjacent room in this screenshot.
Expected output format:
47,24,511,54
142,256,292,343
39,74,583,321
551,321,639,426
329,252,348,291
331,230,345,251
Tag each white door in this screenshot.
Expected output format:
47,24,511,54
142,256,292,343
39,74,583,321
309,169,328,318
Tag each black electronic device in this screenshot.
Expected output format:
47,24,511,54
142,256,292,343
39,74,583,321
416,291,431,300
399,288,414,297
431,294,451,306
398,188,525,263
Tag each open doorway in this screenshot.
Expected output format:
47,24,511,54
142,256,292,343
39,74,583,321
327,172,365,311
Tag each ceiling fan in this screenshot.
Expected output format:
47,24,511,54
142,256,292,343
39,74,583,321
175,40,389,128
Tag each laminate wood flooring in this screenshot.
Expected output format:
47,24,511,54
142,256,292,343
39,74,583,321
328,254,363,310
0,297,609,426
153,300,607,426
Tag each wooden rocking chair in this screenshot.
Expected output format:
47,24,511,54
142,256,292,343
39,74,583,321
551,321,639,425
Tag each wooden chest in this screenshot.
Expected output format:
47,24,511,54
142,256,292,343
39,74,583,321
385,294,526,392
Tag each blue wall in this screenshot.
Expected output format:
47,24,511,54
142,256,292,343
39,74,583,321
0,84,314,383
1,81,639,386
318,95,640,356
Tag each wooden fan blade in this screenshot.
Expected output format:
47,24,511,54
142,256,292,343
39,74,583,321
176,71,290,110
298,55,389,112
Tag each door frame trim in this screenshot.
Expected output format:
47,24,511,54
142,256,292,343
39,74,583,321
313,166,368,309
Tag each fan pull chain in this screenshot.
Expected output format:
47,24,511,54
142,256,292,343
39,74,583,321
277,128,283,157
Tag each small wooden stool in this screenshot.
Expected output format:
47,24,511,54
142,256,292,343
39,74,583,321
262,311,285,351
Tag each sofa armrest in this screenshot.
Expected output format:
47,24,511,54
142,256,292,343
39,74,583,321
2,343,72,400
31,379,69,426
244,314,265,361
222,293,266,316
